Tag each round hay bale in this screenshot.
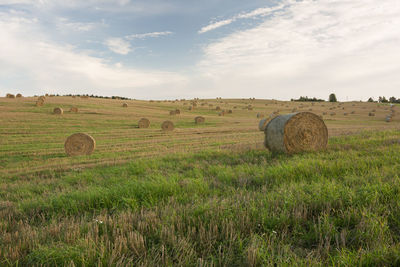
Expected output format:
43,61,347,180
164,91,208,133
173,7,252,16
64,133,96,156
122,103,128,108
228,110,233,114
259,118,269,131
351,111,355,114
53,107,63,114
195,116,205,124
264,112,328,154
216,106,221,111
70,107,78,113
138,118,150,128
369,112,375,117
175,109,181,115
170,110,177,115
6,93,16,98
330,112,336,116
344,112,348,116
38,96,46,102
16,93,22,98
188,106,193,111
36,100,44,106
161,120,174,131
322,112,327,115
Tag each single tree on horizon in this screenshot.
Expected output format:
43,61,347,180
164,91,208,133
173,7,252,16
329,93,337,102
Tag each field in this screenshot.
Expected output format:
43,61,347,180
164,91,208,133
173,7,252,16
1,96,400,266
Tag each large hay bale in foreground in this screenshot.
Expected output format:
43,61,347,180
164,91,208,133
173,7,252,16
70,107,78,113
138,118,150,128
64,133,96,156
161,121,174,131
53,107,63,114
195,116,205,124
264,112,328,154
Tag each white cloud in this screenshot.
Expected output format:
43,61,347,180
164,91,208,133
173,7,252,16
198,3,286,34
104,37,132,55
57,18,101,32
126,31,172,40
0,11,187,98
196,0,400,100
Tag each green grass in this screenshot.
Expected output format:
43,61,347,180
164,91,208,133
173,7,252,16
1,130,400,266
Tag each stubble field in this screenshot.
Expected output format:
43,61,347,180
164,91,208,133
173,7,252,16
1,96,400,266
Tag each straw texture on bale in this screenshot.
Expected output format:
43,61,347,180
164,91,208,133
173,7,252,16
264,112,328,154
258,118,269,131
138,118,150,128
53,107,63,115
216,106,221,111
70,107,78,113
64,133,96,156
122,103,128,108
161,121,174,131
195,116,205,124
6,94,16,98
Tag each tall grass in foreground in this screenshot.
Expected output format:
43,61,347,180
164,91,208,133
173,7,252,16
1,130,400,266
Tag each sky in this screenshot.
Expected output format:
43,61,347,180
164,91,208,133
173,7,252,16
0,0,399,101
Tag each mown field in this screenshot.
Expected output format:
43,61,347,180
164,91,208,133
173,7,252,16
1,96,400,266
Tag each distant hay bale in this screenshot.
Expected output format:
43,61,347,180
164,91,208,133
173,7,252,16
386,115,392,122
264,112,328,154
53,107,63,114
218,111,226,116
228,110,233,114
36,100,44,106
6,93,16,98
344,112,348,116
161,120,174,131
188,106,193,111
170,110,177,115
64,133,96,156
72,96,76,98
122,103,128,108
175,109,181,114
16,93,22,98
195,116,205,124
45,93,49,97
322,112,327,115
216,106,221,111
81,95,89,99
369,112,375,117
38,96,46,102
138,118,150,128
258,118,271,131
70,107,78,113
351,111,355,114
330,112,336,116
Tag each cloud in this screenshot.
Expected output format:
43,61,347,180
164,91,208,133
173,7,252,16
56,17,103,32
0,11,187,98
196,0,400,100
126,31,172,40
198,3,286,34
104,37,132,55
